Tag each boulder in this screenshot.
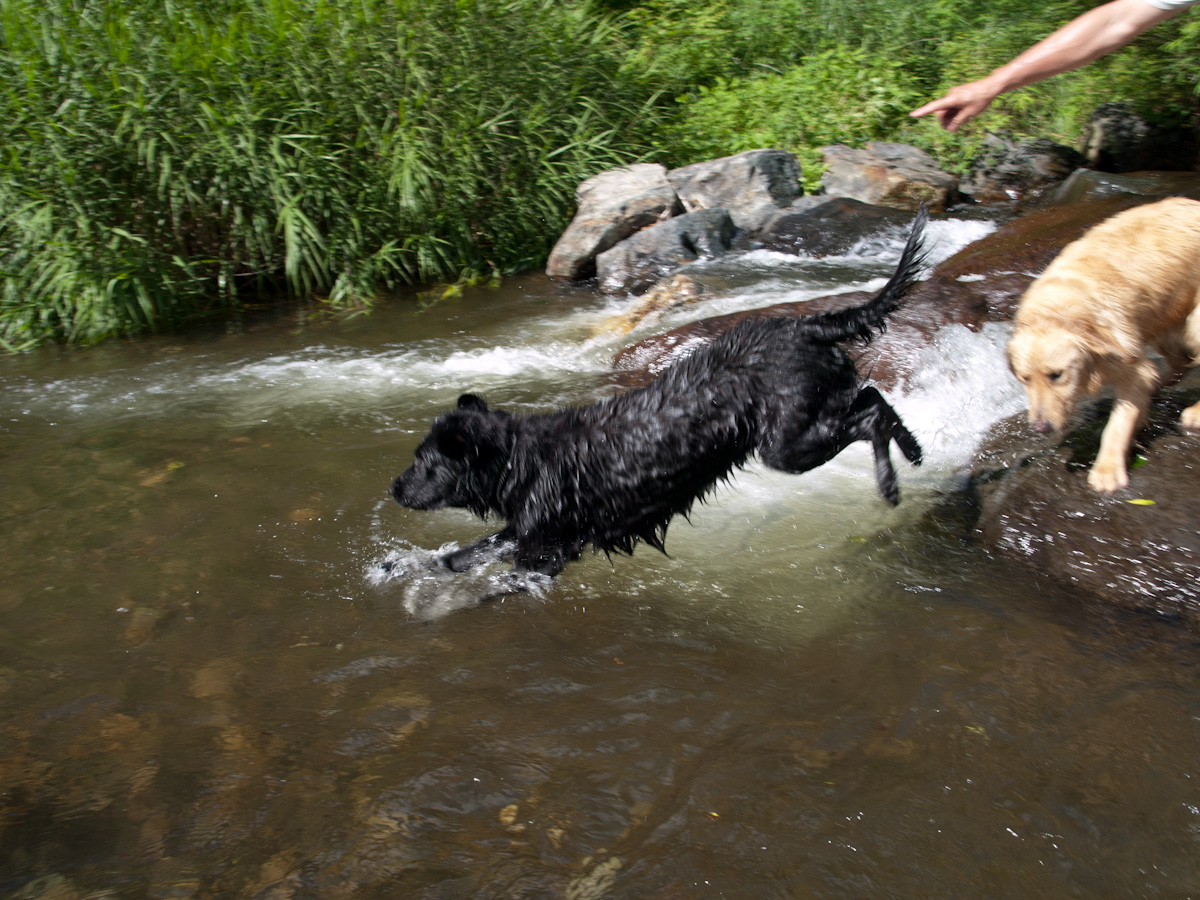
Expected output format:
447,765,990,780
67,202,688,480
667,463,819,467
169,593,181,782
756,197,910,256
820,142,958,212
1080,102,1199,173
596,208,735,295
965,383,1200,628
959,135,1086,204
666,149,803,233
546,163,682,280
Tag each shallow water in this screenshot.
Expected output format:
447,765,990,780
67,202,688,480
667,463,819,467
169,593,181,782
2,216,1199,899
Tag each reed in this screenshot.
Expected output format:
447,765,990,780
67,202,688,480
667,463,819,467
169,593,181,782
0,0,658,347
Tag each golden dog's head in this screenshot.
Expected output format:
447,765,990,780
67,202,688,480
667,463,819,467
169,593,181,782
1006,324,1096,434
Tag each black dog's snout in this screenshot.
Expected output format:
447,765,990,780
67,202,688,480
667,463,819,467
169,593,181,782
389,475,406,503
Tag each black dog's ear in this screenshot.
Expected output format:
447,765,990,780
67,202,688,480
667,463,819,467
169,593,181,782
457,394,488,412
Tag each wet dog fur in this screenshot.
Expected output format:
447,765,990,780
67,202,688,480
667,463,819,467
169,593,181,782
390,210,928,577
1007,197,1200,493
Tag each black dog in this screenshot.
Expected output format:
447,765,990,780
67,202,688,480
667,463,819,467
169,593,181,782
392,209,927,578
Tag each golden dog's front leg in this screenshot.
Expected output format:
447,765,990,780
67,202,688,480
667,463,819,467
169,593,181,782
1089,395,1147,493
1182,401,1200,430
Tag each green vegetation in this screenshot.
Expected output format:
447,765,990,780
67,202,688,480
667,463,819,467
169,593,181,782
629,0,1199,189
2,0,1198,347
0,0,659,347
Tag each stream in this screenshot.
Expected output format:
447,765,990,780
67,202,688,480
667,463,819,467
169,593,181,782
2,213,1199,899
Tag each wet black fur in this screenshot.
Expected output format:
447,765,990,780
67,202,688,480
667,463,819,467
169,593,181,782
391,210,928,577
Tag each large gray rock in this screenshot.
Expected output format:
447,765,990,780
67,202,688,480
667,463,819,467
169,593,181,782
596,208,735,295
667,149,803,233
1080,101,1199,173
546,163,682,280
959,135,1086,204
820,142,958,212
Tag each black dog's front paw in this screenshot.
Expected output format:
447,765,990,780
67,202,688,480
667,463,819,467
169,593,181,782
437,547,477,573
435,532,517,573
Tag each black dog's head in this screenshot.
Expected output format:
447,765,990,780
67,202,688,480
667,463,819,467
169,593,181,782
390,394,514,519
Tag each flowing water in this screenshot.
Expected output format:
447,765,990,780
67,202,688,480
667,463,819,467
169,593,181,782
2,216,1199,899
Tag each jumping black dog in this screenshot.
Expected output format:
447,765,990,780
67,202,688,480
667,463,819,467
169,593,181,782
391,209,928,578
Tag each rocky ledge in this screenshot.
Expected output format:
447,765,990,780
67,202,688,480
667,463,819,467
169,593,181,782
589,165,1200,629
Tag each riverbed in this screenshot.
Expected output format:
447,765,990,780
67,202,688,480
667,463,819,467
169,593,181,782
2,215,1199,899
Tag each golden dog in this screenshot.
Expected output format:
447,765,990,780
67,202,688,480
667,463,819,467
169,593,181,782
1007,197,1200,493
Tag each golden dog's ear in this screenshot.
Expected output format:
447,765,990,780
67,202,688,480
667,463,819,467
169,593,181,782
1078,321,1139,365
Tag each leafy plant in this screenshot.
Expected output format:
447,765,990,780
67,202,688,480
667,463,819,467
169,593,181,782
663,47,922,191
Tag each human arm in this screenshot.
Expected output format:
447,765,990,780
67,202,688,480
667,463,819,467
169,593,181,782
910,0,1184,131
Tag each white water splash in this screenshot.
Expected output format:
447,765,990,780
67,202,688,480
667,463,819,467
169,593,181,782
368,542,551,619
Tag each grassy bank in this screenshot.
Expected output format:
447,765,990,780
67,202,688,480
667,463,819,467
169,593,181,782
0,0,659,348
2,0,1198,348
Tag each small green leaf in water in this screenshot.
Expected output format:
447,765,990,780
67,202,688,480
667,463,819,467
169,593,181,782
1127,498,1156,506
1131,454,1148,469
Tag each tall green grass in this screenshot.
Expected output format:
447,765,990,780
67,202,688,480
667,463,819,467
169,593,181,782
0,0,659,347
4,0,1198,348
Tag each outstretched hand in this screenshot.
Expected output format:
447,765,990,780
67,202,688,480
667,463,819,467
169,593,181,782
910,80,1000,132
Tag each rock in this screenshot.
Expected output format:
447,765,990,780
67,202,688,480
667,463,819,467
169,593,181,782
546,164,682,280
1080,102,1199,173
756,197,910,256
666,149,803,233
595,208,735,295
966,383,1200,628
592,273,706,336
1038,167,1200,207
820,142,958,212
959,135,1086,203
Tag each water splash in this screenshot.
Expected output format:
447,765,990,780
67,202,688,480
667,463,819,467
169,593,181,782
368,542,552,619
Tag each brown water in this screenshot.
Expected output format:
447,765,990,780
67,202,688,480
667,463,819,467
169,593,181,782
3,224,1200,899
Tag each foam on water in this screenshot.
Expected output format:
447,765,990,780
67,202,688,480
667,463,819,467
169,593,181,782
2,339,614,429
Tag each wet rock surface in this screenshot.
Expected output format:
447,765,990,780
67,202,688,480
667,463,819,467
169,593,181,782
962,385,1200,628
1038,167,1200,206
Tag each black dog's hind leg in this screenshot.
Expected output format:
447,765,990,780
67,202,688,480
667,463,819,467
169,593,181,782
438,529,517,572
843,387,922,506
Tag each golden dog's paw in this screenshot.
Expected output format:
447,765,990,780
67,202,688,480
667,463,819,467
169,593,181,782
1088,461,1129,493
1181,403,1200,430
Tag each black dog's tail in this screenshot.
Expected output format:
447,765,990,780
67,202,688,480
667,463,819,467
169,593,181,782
800,206,929,344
